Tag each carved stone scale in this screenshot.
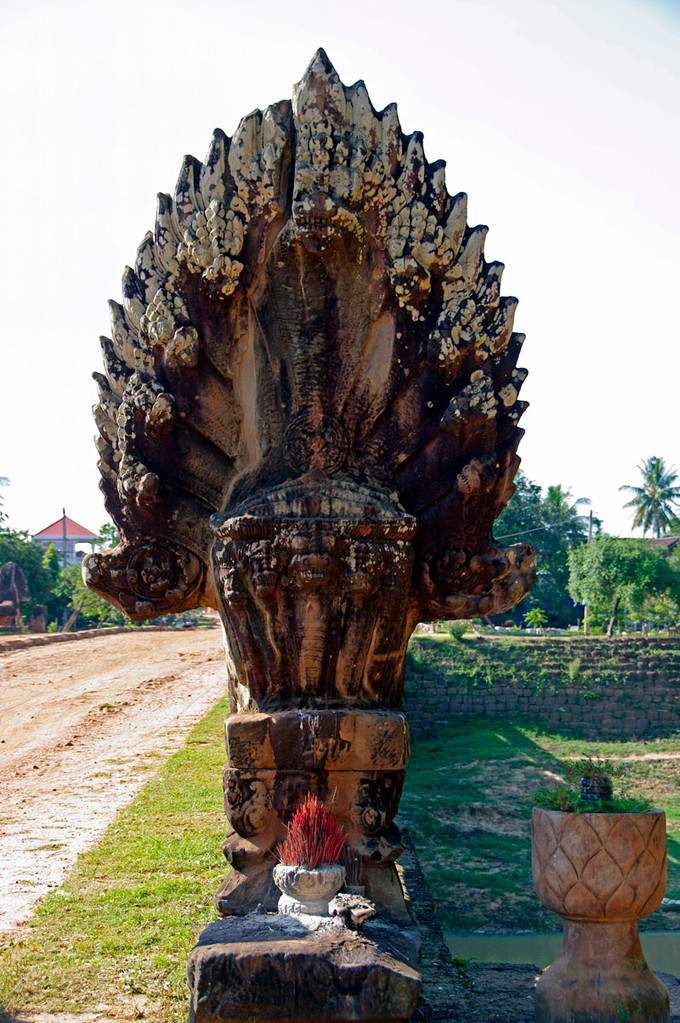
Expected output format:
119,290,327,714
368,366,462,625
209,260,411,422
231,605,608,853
86,50,534,1023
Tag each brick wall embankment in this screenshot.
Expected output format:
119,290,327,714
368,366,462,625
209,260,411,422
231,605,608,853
403,638,680,740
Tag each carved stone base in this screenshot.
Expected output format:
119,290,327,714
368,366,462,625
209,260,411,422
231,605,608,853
223,709,410,844
218,708,410,917
186,914,421,1023
216,843,411,921
215,862,279,916
535,920,670,1023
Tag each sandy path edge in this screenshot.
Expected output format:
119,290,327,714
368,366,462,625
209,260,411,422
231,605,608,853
1,629,227,938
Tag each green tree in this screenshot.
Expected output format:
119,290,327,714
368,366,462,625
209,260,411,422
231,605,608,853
537,485,591,626
42,543,61,587
619,457,680,537
40,524,122,631
55,563,126,630
91,521,120,550
41,543,69,624
494,474,592,628
543,485,591,541
568,535,680,638
523,607,548,628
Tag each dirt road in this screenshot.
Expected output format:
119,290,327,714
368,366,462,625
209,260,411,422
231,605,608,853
0,629,226,936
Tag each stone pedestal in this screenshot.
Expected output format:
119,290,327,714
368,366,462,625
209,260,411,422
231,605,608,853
535,919,670,1023
532,807,670,1023
187,915,421,1023
217,708,410,918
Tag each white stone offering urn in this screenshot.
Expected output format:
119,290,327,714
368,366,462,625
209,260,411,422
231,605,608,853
273,864,346,916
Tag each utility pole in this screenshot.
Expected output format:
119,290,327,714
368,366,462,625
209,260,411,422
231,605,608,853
62,507,67,570
583,509,593,636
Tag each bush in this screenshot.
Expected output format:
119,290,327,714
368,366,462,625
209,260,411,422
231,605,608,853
567,658,581,681
532,786,652,814
523,607,548,629
406,640,427,673
443,620,472,642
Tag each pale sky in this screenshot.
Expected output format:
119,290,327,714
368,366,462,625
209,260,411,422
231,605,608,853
1,0,678,538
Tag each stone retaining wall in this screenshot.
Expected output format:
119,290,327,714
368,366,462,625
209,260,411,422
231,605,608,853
403,638,680,740
0,624,172,654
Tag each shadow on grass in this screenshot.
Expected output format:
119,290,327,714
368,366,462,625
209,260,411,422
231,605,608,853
400,717,562,932
401,715,680,933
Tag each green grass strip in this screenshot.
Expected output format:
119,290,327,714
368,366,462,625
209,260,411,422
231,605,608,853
0,695,230,1023
3,654,680,1019
401,717,680,933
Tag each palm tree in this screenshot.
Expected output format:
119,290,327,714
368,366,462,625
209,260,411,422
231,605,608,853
619,457,680,537
542,485,591,542
0,476,9,524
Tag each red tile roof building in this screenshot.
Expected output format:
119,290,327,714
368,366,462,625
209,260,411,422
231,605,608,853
33,515,97,565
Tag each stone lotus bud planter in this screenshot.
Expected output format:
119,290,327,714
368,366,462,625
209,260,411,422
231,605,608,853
273,863,346,916
532,806,669,1023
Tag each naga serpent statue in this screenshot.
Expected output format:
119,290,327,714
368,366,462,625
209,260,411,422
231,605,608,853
85,49,534,1021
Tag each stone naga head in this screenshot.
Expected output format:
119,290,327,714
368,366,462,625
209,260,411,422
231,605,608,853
84,50,534,711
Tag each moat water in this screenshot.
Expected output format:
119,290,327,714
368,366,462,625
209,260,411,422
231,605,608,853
445,932,680,975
